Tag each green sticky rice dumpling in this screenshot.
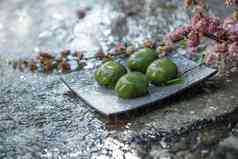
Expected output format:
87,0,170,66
95,61,127,89
146,58,177,86
115,72,149,99
127,48,157,73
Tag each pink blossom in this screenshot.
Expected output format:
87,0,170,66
223,16,237,30
228,42,238,57
187,31,201,47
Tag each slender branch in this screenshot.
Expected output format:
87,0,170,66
83,52,127,61
204,32,224,43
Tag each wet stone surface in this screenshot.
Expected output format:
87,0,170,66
0,0,238,159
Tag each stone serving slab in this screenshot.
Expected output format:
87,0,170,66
62,54,217,116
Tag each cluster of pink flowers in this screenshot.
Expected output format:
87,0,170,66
163,1,238,74
185,0,238,8
224,0,238,5
163,13,221,50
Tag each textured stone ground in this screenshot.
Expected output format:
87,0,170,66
0,0,238,159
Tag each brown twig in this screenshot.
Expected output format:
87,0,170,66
83,52,128,60
204,32,225,43
178,31,228,44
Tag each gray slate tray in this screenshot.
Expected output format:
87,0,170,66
62,54,217,116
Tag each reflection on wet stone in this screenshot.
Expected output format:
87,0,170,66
0,0,238,159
